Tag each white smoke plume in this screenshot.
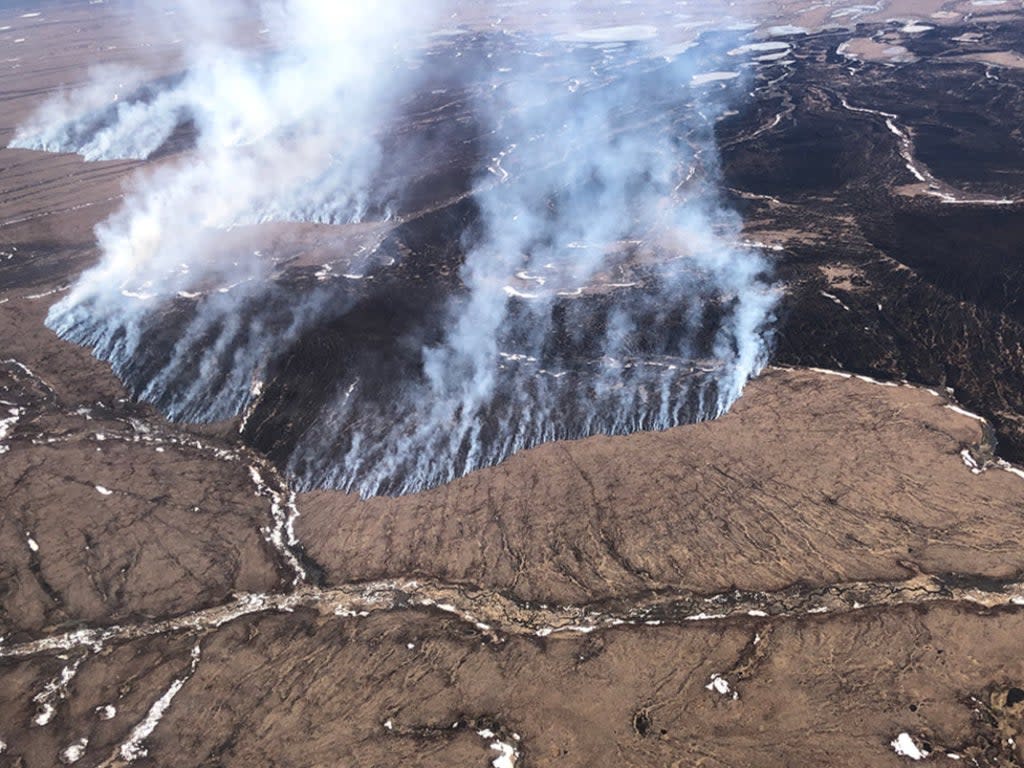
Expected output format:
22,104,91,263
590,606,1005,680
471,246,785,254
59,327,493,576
293,33,778,494
15,0,443,419
12,2,777,496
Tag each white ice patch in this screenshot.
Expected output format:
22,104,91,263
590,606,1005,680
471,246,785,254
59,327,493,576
705,674,739,699
821,290,851,311
742,239,785,252
247,465,307,585
945,404,986,423
513,270,544,285
498,352,537,364
33,702,55,727
534,624,596,636
960,449,981,474
473,727,520,767
1000,463,1024,481
94,485,113,495
931,191,1016,205
119,643,201,762
555,25,658,43
0,407,20,453
96,704,117,720
23,285,69,300
655,40,697,60
854,374,898,387
32,657,84,727
807,366,852,379
120,289,156,301
691,71,740,85
238,379,264,433
766,25,808,36
502,285,540,300
728,41,790,56
59,737,88,764
891,732,929,760
490,739,519,768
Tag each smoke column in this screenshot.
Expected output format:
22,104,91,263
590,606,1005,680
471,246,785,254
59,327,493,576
293,32,777,494
12,2,777,496
13,0,442,420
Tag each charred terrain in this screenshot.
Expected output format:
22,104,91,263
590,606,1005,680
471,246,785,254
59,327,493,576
3,1,1024,767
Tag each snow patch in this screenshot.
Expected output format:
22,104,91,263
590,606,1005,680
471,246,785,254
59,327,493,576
503,285,540,300
0,407,20,452
807,367,852,379
238,380,263,433
891,732,929,760
247,465,307,585
32,702,55,727
691,71,740,85
555,25,658,43
490,739,519,768
119,644,201,762
945,404,986,422
59,737,88,764
32,657,84,727
821,290,851,311
729,41,790,56
960,449,981,474
766,25,808,36
1000,463,1024,481
705,673,739,699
